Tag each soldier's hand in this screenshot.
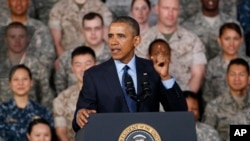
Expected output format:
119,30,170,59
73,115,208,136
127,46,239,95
151,54,171,80
76,108,96,128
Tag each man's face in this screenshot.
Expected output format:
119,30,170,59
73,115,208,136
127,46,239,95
5,27,29,54
201,0,219,11
226,64,250,92
7,0,29,16
108,22,140,64
156,0,180,28
71,54,96,83
149,42,170,62
186,97,200,121
82,17,104,47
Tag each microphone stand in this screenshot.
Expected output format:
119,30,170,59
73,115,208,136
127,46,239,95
125,73,151,112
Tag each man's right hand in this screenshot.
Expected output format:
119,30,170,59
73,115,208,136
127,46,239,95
76,108,96,128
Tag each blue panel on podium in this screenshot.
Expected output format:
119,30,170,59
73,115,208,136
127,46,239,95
75,112,197,141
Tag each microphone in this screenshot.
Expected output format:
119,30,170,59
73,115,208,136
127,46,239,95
139,73,151,102
124,74,137,101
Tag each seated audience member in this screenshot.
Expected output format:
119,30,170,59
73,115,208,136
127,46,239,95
0,0,55,71
203,22,250,103
203,58,250,141
54,12,111,93
0,65,54,141
237,0,250,56
184,91,221,141
53,46,96,141
49,0,112,58
130,0,151,35
136,0,206,93
182,0,239,61
0,0,57,24
27,118,57,141
179,0,238,24
0,22,54,109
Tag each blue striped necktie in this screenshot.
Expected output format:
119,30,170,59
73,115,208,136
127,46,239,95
122,65,137,112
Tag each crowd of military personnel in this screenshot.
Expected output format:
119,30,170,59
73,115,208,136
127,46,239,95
0,0,250,141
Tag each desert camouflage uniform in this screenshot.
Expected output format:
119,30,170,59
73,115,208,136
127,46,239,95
196,122,221,141
0,99,53,141
203,55,250,103
135,25,207,91
53,84,80,141
182,12,237,60
49,0,112,50
54,42,111,94
0,54,54,109
202,92,250,141
0,17,56,71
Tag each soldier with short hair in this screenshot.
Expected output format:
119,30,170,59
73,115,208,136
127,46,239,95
49,0,112,58
136,0,207,93
203,58,250,141
54,12,111,93
0,22,54,109
0,0,56,71
182,0,240,61
53,46,96,141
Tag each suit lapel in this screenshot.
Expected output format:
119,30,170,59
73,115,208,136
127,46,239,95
104,59,124,97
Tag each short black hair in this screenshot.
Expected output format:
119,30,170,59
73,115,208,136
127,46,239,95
148,39,171,55
82,12,104,26
227,58,250,74
5,22,28,36
71,45,96,63
219,22,242,37
111,16,140,36
27,118,51,134
9,64,32,81
27,118,58,140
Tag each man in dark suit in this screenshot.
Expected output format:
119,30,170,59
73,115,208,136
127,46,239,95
72,16,187,132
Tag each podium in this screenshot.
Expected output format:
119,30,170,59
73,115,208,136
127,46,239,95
75,112,197,141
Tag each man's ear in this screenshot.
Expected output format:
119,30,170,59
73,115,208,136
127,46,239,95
134,36,141,47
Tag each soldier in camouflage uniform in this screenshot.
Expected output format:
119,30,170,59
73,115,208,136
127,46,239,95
203,58,250,141
184,91,221,141
178,0,238,24
182,0,239,61
0,22,54,109
231,108,250,125
0,0,58,25
49,0,112,58
203,23,250,103
136,0,207,93
53,46,96,141
54,12,111,94
0,64,54,141
0,0,56,71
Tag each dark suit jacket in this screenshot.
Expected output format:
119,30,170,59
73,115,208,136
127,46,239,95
72,56,187,132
